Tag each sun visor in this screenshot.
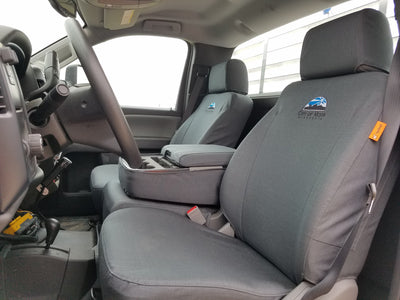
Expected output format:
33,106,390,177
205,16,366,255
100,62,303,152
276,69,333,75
79,0,160,30
103,9,140,30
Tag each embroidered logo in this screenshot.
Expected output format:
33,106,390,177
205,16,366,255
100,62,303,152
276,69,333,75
298,97,327,119
208,102,216,109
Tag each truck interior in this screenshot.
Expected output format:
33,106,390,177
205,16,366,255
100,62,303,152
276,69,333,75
0,0,399,299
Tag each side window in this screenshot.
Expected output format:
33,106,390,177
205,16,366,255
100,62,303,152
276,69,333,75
63,36,188,110
95,36,187,110
233,0,399,96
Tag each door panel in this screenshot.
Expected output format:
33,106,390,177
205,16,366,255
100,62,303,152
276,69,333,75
57,86,181,153
125,114,180,150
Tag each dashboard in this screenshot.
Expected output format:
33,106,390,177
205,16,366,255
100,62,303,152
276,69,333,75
0,31,43,232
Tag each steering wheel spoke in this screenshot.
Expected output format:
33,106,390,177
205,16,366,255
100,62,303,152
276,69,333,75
65,18,142,168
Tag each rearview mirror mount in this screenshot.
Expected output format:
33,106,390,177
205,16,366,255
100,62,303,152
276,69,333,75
48,0,77,18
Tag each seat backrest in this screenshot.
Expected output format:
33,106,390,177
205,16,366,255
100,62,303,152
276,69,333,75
170,59,253,147
220,9,393,285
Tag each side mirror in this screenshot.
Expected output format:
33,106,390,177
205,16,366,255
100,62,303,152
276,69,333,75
65,64,78,85
65,64,88,86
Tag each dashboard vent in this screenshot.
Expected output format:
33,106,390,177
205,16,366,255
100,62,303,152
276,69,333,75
0,85,5,113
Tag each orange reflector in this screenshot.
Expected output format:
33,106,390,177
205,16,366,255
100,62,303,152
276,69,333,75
369,121,387,142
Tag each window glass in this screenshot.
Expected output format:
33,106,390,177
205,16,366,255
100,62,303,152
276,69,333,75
62,36,188,110
94,36,187,109
233,0,399,96
93,36,187,109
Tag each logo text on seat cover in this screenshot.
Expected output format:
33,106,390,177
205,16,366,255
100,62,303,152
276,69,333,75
208,102,216,109
298,97,327,120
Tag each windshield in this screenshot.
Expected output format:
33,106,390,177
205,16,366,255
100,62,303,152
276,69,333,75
0,0,70,53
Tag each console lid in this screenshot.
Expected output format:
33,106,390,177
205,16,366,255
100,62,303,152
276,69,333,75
161,144,235,167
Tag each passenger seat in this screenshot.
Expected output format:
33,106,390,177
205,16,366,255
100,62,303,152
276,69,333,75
98,9,393,299
90,59,253,211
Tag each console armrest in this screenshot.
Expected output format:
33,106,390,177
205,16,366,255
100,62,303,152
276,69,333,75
161,144,235,167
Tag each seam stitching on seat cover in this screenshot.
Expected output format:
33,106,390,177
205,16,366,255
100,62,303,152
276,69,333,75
309,237,342,248
240,106,279,240
302,137,371,283
103,262,291,298
294,127,347,281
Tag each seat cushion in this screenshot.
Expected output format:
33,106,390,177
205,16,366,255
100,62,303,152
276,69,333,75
91,164,119,191
99,207,295,299
90,164,119,213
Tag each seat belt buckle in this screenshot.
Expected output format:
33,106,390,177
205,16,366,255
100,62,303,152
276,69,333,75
218,222,235,237
186,206,206,225
367,183,377,214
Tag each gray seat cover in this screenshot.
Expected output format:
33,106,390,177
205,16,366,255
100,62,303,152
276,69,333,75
99,9,393,299
91,59,253,206
170,59,252,146
100,208,295,299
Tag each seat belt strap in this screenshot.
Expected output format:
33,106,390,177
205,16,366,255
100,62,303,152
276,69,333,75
302,8,400,298
301,141,400,300
301,194,372,300
377,41,400,179
376,0,400,177
180,66,209,124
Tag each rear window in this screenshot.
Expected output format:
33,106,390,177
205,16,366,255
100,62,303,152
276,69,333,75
233,0,399,96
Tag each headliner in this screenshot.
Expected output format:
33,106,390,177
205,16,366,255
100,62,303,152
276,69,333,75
78,0,347,48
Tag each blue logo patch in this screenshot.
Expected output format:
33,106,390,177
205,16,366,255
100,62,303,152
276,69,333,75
298,97,327,120
208,102,216,109
303,97,327,111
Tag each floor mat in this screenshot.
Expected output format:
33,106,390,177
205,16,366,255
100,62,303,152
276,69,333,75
58,215,99,231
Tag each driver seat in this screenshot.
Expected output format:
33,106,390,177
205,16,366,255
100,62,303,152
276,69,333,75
99,9,393,299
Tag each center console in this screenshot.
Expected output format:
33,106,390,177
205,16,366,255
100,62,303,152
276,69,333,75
119,144,235,205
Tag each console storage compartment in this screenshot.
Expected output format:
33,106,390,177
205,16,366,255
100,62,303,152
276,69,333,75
119,144,235,205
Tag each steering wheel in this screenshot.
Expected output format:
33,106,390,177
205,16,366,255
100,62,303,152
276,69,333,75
65,18,142,168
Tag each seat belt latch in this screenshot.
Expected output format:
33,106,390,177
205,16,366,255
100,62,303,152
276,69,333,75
187,206,206,225
218,222,235,237
367,183,377,214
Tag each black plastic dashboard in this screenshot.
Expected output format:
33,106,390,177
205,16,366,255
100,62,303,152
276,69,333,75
0,45,39,232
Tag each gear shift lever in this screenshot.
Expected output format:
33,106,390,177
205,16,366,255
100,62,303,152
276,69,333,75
45,218,60,249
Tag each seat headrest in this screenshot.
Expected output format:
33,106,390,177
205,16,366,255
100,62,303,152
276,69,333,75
208,59,248,95
300,9,393,80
